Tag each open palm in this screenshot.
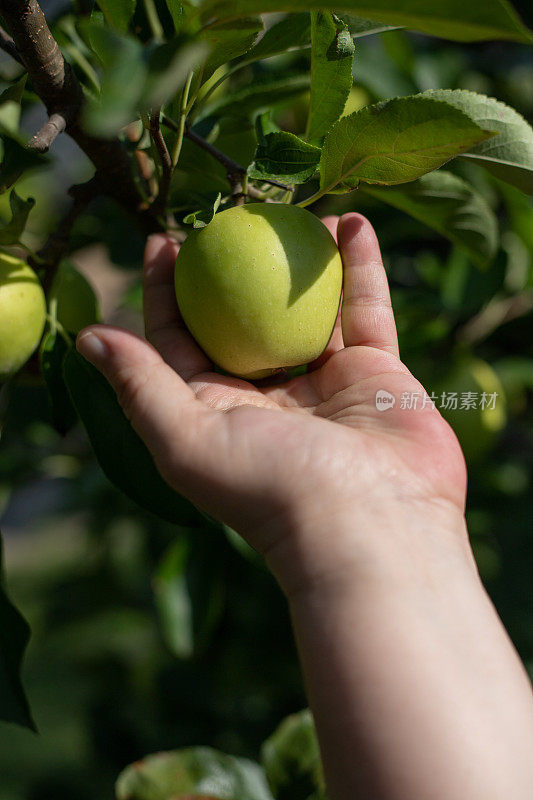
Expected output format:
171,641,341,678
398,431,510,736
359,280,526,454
78,212,467,582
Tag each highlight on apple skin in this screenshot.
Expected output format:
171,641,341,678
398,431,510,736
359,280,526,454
0,253,47,381
174,203,343,380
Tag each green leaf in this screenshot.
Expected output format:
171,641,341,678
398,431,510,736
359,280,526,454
198,0,532,44
248,131,320,183
424,90,533,195
305,13,355,143
83,25,146,136
247,13,311,61
84,21,209,131
0,76,27,136
246,11,397,66
202,73,310,120
341,14,400,37
318,95,494,196
439,246,506,315
183,191,222,227
0,131,47,195
0,190,35,245
144,37,209,108
49,261,101,335
97,0,136,32
63,349,205,527
362,170,499,269
40,330,78,436
255,110,281,139
116,747,275,800
0,538,35,731
165,0,186,30
153,526,225,658
261,709,325,800
200,17,264,82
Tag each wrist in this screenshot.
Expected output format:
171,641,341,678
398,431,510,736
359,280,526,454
261,492,472,601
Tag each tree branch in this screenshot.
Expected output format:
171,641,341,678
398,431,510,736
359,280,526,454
0,25,23,65
28,112,67,153
0,0,160,235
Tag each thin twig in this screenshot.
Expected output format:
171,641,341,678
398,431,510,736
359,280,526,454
171,71,194,167
150,109,173,216
0,25,23,65
28,112,67,152
184,125,245,178
162,115,293,194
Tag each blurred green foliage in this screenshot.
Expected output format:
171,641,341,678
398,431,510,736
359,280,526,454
0,14,532,800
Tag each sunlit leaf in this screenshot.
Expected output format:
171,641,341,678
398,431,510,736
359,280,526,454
318,95,494,195
305,12,355,143
425,89,533,194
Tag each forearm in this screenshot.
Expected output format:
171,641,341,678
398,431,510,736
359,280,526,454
282,510,533,800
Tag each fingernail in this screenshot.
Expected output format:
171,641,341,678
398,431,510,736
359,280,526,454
76,331,108,364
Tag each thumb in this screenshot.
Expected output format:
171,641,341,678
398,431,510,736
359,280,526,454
76,325,212,483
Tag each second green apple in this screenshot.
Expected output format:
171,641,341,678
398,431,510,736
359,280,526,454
174,204,343,380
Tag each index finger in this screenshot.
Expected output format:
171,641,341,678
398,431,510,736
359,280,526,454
337,213,399,357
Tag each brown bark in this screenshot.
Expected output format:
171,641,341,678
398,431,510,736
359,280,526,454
0,0,161,235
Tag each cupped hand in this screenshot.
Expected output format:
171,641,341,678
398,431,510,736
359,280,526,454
77,213,468,594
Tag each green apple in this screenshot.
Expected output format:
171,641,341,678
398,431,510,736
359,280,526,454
0,252,46,380
175,203,343,380
438,358,507,463
49,261,101,334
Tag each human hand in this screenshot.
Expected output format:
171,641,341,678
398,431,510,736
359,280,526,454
77,215,533,800
77,213,468,595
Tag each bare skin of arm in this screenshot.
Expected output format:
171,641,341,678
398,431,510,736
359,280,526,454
77,213,533,800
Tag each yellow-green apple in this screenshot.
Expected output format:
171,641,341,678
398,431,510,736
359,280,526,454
175,203,343,379
0,253,46,379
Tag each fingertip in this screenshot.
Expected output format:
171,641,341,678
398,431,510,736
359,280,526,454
337,213,381,261
76,325,109,366
320,215,340,242
144,234,181,281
